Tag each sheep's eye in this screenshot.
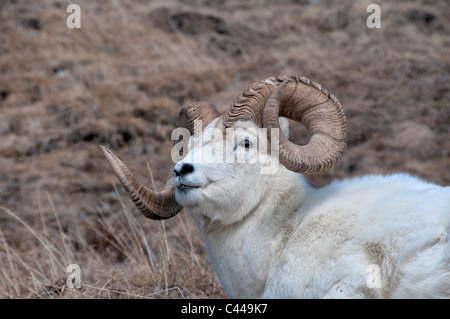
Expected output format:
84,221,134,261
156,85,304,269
233,138,253,151
243,138,252,149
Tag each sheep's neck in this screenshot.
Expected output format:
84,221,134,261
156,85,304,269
196,178,309,298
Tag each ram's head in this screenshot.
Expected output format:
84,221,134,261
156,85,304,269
99,76,346,221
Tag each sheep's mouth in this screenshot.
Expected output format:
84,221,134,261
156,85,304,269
177,184,200,189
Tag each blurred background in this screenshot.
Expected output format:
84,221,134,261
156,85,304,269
0,0,448,298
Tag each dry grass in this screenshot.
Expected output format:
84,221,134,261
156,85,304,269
0,0,448,298
0,194,225,298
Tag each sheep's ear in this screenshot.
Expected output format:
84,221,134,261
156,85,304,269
278,116,289,139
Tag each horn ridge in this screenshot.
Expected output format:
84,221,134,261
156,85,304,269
99,145,182,220
224,75,347,173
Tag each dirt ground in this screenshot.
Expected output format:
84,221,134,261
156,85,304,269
0,0,448,298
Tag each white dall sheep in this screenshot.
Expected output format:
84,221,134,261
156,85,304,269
100,76,450,298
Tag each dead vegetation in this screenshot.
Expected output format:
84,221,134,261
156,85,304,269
0,0,448,298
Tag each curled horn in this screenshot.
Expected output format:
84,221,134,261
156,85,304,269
100,101,220,219
223,76,346,173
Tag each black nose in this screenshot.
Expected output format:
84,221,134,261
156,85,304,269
174,163,194,177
